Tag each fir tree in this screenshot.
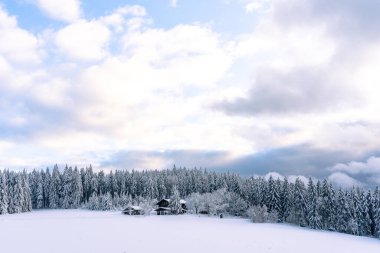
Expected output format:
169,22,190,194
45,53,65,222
320,179,335,230
170,186,182,214
266,176,280,213
291,178,307,226
0,171,9,214
279,177,290,222
306,178,322,229
49,165,61,209
21,171,32,212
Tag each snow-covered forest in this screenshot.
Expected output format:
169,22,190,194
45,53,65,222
0,166,379,238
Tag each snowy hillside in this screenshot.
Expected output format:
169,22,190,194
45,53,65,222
0,210,379,253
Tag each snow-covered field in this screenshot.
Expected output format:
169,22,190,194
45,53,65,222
0,210,379,253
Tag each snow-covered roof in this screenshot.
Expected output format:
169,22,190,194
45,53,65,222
124,206,142,211
156,199,171,205
131,206,142,210
157,199,186,204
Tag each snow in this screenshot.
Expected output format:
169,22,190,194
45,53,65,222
0,210,379,253
130,205,142,210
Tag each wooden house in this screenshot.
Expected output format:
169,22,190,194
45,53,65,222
122,206,143,215
155,198,187,215
155,199,171,215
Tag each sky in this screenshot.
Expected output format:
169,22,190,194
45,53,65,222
1,0,380,187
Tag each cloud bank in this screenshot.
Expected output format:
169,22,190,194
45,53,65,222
0,1,380,188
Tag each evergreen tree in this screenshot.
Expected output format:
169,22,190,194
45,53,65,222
279,177,290,222
72,167,83,208
36,173,44,209
61,166,73,209
170,186,182,214
335,189,350,233
10,174,24,214
43,169,51,208
21,171,32,212
290,178,307,226
357,191,371,235
266,176,280,213
346,190,359,235
306,178,322,229
49,165,61,209
366,190,377,236
320,179,335,230
373,187,380,237
0,171,9,214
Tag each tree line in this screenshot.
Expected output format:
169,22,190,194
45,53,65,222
0,165,379,238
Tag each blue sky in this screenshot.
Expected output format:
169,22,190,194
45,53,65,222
1,0,380,187
3,0,258,34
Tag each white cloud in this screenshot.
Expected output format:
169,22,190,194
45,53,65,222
53,5,150,62
54,20,110,61
330,156,380,175
328,172,363,188
232,21,336,70
116,5,147,17
0,6,243,170
121,24,232,88
241,0,272,13
226,0,272,13
70,23,237,152
34,0,81,23
101,5,147,32
1,3,243,171
0,140,14,153
329,156,380,185
0,6,41,65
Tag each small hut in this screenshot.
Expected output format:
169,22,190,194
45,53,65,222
180,199,187,213
122,206,143,215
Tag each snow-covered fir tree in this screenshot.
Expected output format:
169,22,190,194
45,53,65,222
290,178,307,226
170,186,182,214
320,179,335,230
49,165,61,209
279,177,290,222
0,171,9,214
265,176,280,213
